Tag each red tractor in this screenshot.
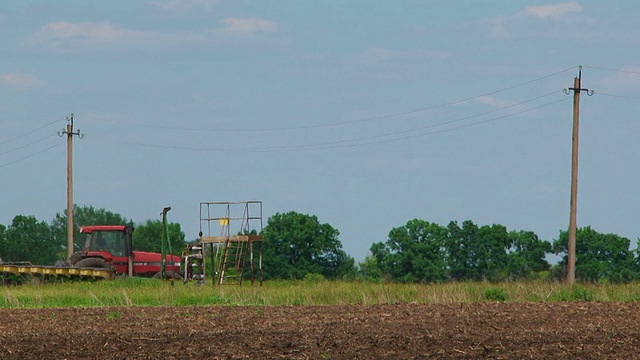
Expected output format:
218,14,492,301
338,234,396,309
67,225,181,279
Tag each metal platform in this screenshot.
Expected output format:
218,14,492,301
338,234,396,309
187,201,263,286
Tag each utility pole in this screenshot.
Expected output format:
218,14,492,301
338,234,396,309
58,114,83,259
564,66,593,284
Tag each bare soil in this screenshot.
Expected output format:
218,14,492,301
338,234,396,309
1,303,639,359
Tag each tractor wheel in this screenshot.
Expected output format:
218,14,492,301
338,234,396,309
153,270,182,280
67,251,88,266
74,257,110,269
54,260,70,268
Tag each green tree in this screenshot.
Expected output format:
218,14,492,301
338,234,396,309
132,219,186,255
0,224,6,263
445,221,512,282
554,227,637,283
476,224,512,281
0,215,61,265
261,211,355,280
357,255,383,282
371,219,448,283
445,220,476,281
507,231,552,280
51,205,132,254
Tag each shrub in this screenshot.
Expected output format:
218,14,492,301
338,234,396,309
303,273,326,283
548,285,595,302
484,287,508,302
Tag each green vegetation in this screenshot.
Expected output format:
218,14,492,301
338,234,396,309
370,219,639,284
484,287,508,302
132,219,186,255
0,215,58,265
371,219,552,283
2,206,640,285
553,226,637,283
51,205,133,254
262,211,356,280
3,279,640,309
0,205,185,264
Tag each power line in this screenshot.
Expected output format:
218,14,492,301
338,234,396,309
583,66,640,76
103,94,570,153
243,90,563,152
254,97,572,152
0,140,65,168
117,66,577,133
598,92,640,101
0,133,58,156
0,116,65,147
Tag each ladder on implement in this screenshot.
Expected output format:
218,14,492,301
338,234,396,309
196,201,263,286
218,236,247,285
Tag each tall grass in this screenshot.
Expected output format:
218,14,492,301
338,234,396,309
2,278,640,309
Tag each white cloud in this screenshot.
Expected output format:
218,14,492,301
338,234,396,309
148,0,218,13
22,21,173,50
219,18,278,36
1,73,45,90
343,47,451,81
469,95,544,119
22,19,279,51
360,47,450,64
490,2,584,37
361,48,397,62
515,2,583,19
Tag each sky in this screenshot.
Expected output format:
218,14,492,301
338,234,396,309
2,1,640,262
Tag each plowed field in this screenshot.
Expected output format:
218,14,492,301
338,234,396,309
1,303,639,359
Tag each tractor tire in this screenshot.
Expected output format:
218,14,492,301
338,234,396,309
153,271,183,280
54,260,70,268
74,257,110,269
67,252,88,266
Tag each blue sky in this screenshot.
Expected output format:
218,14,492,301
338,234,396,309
2,1,640,262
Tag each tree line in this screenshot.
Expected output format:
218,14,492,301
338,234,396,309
1,205,638,283
0,205,187,265
366,219,637,283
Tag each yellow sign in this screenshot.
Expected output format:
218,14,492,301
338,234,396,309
219,218,229,226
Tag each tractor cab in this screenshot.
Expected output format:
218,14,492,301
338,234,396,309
80,225,133,257
78,225,135,276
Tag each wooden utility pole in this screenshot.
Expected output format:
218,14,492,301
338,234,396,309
58,114,83,259
565,66,593,284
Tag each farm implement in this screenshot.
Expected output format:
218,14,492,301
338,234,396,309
1,201,264,285
182,201,263,286
0,222,181,284
0,262,112,281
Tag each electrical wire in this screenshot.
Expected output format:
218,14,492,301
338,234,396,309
0,116,65,147
583,66,640,76
245,97,572,153
341,97,571,149
598,92,640,101
117,66,577,133
0,133,58,156
0,140,65,168
240,90,563,152
571,66,640,101
104,93,570,153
